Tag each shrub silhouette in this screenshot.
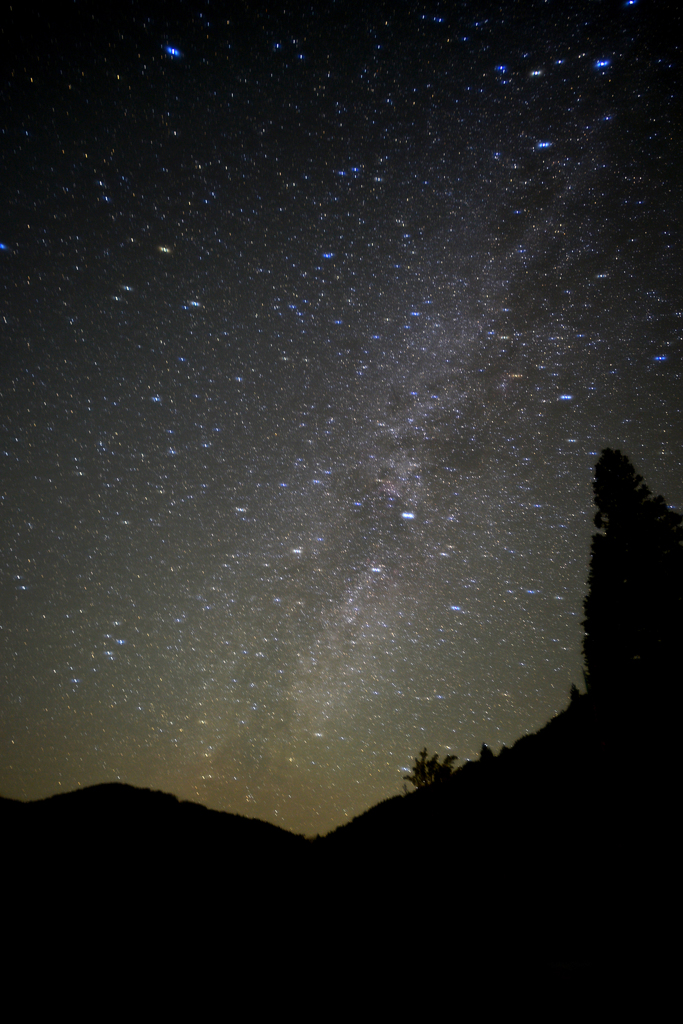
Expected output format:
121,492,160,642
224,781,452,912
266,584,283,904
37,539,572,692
403,747,458,788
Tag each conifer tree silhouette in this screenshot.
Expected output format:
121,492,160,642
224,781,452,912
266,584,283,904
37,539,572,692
582,449,683,744
479,742,494,763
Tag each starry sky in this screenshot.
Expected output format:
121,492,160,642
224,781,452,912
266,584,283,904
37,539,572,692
1,0,680,834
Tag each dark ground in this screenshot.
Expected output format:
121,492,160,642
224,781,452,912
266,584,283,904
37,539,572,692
2,693,663,1000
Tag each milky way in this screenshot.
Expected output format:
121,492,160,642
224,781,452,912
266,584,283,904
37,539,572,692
1,1,680,833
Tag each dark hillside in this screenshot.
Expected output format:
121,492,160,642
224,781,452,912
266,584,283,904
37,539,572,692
316,693,647,971
1,695,657,981
2,783,313,977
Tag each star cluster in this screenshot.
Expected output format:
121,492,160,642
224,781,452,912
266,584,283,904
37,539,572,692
1,1,680,833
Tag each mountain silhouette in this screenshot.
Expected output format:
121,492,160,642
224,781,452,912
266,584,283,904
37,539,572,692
3,689,652,991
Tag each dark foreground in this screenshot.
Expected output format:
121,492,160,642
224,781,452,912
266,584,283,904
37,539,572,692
2,695,664,998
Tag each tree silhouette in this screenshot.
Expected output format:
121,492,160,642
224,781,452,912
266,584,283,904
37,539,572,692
403,747,458,788
582,448,683,743
479,742,494,763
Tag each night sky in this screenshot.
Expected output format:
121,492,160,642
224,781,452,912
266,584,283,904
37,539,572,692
1,0,680,835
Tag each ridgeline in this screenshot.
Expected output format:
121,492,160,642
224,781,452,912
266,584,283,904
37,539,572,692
2,689,656,981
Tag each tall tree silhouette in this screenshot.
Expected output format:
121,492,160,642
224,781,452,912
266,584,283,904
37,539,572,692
582,449,683,744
